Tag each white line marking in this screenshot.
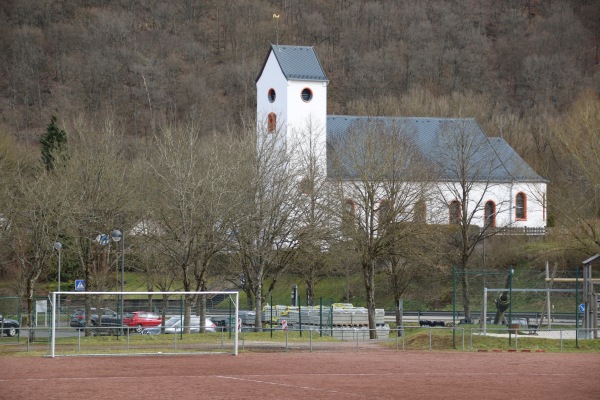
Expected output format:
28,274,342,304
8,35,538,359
0,371,573,384
214,375,364,397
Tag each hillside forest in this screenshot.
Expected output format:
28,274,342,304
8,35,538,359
1,1,600,330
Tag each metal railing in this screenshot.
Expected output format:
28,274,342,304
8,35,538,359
2,325,599,356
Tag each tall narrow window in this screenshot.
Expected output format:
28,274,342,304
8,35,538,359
342,198,356,232
267,112,276,133
449,200,461,224
515,192,527,220
378,199,393,227
413,199,427,224
268,88,276,103
485,201,496,228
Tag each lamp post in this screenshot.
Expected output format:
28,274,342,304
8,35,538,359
54,242,62,325
111,230,124,323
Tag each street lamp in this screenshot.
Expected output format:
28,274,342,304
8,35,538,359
111,230,125,322
54,242,62,325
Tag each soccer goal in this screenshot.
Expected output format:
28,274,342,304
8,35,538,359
50,291,239,358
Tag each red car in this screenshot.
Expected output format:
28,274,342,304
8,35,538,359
122,311,162,333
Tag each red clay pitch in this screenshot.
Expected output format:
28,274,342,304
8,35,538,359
0,351,598,399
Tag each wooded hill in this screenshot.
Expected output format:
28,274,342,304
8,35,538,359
1,1,598,133
1,0,600,251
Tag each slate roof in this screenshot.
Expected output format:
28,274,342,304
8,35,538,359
326,116,546,183
257,45,328,82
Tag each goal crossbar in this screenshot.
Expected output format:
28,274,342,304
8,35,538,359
50,291,239,358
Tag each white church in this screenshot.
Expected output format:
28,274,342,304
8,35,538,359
256,44,548,233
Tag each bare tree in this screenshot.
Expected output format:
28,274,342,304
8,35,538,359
142,124,236,333
62,119,132,333
3,161,66,340
329,118,432,338
287,119,337,306
552,91,600,254
433,119,514,321
229,126,304,330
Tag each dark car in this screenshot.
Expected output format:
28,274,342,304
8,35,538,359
70,308,121,329
0,313,20,337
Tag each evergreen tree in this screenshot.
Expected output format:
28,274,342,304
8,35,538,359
40,115,68,171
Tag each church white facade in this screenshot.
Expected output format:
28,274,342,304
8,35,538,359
256,44,548,233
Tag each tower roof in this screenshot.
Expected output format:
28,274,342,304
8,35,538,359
256,45,328,83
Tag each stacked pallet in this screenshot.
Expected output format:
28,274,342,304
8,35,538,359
238,310,256,325
263,303,385,327
325,325,391,340
261,305,299,324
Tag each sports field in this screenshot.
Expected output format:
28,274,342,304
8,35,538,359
1,351,598,399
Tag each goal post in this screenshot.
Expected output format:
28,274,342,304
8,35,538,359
50,291,239,358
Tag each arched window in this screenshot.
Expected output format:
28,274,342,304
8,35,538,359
515,192,527,220
378,199,393,227
267,112,276,133
413,199,427,224
485,201,496,228
268,88,276,103
342,198,356,232
449,200,461,224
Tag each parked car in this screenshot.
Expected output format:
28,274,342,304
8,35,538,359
122,311,162,333
142,316,216,335
69,308,121,329
0,314,20,337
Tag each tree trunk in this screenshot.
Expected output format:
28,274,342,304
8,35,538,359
184,296,193,334
26,278,35,342
254,284,263,331
363,259,377,339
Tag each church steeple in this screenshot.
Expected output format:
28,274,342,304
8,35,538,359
256,45,328,172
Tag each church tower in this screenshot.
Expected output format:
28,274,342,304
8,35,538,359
256,45,329,173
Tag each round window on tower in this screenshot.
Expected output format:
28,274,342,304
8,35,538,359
301,88,313,102
268,88,276,103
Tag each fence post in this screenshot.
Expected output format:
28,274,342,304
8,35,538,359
402,328,405,351
429,327,432,351
560,330,562,352
469,328,473,351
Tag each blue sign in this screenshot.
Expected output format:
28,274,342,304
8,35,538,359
75,280,85,291
95,234,110,245
579,303,585,313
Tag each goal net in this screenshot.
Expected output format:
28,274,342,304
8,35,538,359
49,291,239,357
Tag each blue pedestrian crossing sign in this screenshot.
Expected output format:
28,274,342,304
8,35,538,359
75,280,85,291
